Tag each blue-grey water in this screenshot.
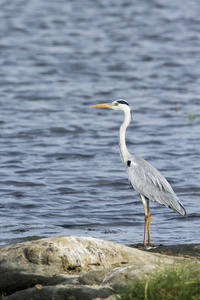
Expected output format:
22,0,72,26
0,0,199,247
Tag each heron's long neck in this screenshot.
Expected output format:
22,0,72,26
119,109,131,165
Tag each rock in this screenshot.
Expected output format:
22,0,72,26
0,235,198,299
79,263,159,288
0,235,174,273
3,285,114,300
79,268,113,286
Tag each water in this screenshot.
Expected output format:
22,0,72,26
0,0,199,247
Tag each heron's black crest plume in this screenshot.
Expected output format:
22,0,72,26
117,100,130,106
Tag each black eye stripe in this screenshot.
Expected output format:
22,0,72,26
117,100,130,106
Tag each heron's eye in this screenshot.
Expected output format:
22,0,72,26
115,102,119,106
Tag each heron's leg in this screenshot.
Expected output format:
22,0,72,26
140,194,148,247
147,199,151,245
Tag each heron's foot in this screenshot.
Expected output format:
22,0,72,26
145,243,155,248
133,243,155,249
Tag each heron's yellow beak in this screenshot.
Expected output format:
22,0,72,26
91,103,112,108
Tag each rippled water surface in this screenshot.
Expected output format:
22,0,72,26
0,0,199,247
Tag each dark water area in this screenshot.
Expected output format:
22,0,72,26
0,0,199,247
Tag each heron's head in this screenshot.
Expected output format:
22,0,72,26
91,99,130,111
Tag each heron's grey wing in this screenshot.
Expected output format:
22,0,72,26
126,156,186,216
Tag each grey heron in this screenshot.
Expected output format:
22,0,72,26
92,99,186,246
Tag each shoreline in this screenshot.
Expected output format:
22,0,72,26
130,243,200,259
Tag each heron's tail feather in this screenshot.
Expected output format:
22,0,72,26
169,196,186,216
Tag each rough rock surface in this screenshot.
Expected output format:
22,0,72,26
2,285,115,300
0,235,198,299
